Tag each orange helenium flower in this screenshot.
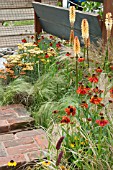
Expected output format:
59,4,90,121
80,101,88,108
90,95,102,104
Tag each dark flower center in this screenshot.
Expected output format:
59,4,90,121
10,160,14,163
70,108,73,112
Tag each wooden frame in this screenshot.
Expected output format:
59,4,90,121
34,0,113,43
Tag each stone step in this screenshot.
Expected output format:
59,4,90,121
0,129,48,170
0,104,34,133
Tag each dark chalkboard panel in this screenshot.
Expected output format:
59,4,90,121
33,2,102,43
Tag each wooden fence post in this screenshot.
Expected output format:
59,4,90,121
102,0,113,42
34,0,42,41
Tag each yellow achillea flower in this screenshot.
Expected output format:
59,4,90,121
74,136,79,140
81,19,89,41
69,6,76,27
42,161,51,166
74,36,80,56
69,29,74,45
8,160,17,167
105,12,113,40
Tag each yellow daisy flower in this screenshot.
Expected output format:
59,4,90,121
42,161,51,166
8,160,17,167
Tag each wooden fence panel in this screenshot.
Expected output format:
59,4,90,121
0,0,33,9
33,2,102,43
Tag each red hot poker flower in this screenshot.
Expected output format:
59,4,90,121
65,106,76,116
61,116,70,124
95,117,109,127
90,95,102,104
78,57,85,62
88,74,98,83
76,85,88,95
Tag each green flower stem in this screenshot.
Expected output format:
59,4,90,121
98,127,102,155
76,54,78,89
84,46,86,59
57,84,59,100
87,47,89,68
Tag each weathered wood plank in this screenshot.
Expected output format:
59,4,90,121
0,25,34,37
0,8,34,21
33,2,102,42
0,35,34,47
89,0,103,2
0,0,33,9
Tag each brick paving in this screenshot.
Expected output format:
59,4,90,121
0,104,48,170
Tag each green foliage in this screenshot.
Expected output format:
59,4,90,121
82,1,103,17
3,20,34,27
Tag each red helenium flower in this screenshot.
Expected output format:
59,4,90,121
96,117,109,127
90,95,102,104
88,74,98,83
65,106,76,116
110,87,113,98
66,52,71,56
61,116,70,124
92,86,103,94
22,38,27,43
95,67,102,73
78,57,85,62
76,85,88,95
45,53,49,58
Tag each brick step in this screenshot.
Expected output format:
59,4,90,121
0,104,34,133
0,129,48,170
